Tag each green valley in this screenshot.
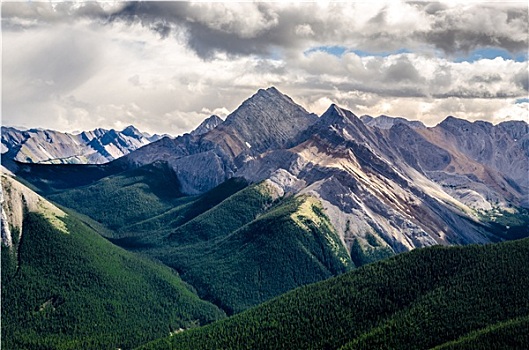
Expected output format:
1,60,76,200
46,169,355,315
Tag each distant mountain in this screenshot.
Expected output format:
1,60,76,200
1,125,165,165
360,114,426,129
189,115,223,136
1,174,225,349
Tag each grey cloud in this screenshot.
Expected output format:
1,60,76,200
383,57,424,83
514,70,529,91
469,74,503,84
420,5,528,55
3,2,527,59
433,90,519,99
294,50,525,100
422,2,449,15
424,29,527,55
368,6,388,25
106,2,528,58
1,1,115,26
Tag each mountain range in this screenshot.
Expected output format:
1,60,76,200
1,125,166,165
98,87,528,252
1,115,225,166
2,87,528,349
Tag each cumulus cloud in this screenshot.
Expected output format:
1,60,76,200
2,1,528,135
4,1,527,57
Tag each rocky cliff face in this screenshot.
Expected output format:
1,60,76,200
120,87,318,194
239,104,502,256
208,87,318,154
1,174,68,249
1,126,163,165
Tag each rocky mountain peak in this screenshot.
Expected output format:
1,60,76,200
255,86,283,98
190,115,223,136
121,125,143,138
316,104,365,132
228,86,310,121
437,115,469,128
362,115,426,130
215,87,318,153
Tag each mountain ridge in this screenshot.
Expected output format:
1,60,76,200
1,125,166,165
11,88,529,255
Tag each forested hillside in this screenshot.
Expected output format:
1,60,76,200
1,210,225,350
140,238,529,350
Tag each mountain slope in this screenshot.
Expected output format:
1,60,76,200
1,175,225,350
48,162,184,231
1,125,163,165
158,188,353,314
433,316,529,350
47,173,354,314
239,103,529,256
117,87,318,194
49,172,249,238
140,238,529,350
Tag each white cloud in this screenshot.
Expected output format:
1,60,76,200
2,1,528,135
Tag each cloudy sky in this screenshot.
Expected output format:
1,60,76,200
2,1,528,135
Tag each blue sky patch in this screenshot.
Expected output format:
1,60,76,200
350,48,411,57
304,46,411,58
455,48,528,63
304,45,348,57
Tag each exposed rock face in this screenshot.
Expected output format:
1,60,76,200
1,174,68,248
209,87,318,154
120,87,318,194
239,104,500,255
189,115,223,136
360,114,529,209
1,126,163,164
407,118,527,209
